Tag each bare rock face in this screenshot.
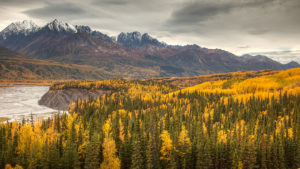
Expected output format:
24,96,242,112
38,88,112,111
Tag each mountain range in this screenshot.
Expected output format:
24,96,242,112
0,19,299,80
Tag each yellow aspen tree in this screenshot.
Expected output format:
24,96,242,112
217,130,227,144
5,164,13,169
17,124,34,155
160,130,173,162
177,125,192,156
100,119,121,169
287,128,293,139
203,112,209,124
119,119,125,145
238,161,243,169
5,164,23,169
14,165,23,169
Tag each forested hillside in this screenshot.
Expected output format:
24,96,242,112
1,68,300,169
146,69,280,87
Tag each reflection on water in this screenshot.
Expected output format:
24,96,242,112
0,85,58,122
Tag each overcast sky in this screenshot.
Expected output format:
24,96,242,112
0,0,299,63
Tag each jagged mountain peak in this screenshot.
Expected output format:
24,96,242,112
117,31,142,47
285,61,300,67
117,31,167,47
118,31,142,40
141,33,167,47
141,33,151,39
75,25,92,33
241,54,274,62
44,19,77,33
0,20,40,39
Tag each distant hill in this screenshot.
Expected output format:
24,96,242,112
145,69,281,87
0,19,299,79
0,46,113,81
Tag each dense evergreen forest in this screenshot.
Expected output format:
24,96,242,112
1,68,300,169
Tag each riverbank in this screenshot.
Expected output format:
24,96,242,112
0,80,54,86
0,85,59,122
0,79,79,86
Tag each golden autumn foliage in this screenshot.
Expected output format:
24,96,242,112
160,130,173,161
119,119,125,144
100,119,121,169
5,164,23,169
217,130,228,144
170,68,300,104
50,79,177,101
177,125,192,156
0,68,299,169
100,137,121,169
16,124,35,155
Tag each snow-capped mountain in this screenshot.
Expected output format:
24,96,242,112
141,33,166,47
74,25,115,42
42,19,115,41
117,31,167,47
0,19,116,46
0,20,163,46
43,19,77,33
117,31,142,47
75,25,92,33
0,20,40,39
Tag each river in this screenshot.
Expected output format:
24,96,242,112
0,85,59,122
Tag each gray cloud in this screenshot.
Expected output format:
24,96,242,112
238,46,250,49
167,0,275,25
23,2,90,19
247,29,270,35
93,0,134,5
0,0,43,6
92,0,175,14
164,0,300,37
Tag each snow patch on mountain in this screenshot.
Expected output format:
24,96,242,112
0,20,40,39
117,31,166,47
117,31,142,46
75,25,92,33
141,33,167,47
45,19,77,33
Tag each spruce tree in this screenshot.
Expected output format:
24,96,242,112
146,137,154,169
61,141,79,169
84,134,101,169
131,137,143,169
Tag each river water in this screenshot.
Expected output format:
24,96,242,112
0,85,58,122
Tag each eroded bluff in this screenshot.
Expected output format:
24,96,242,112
38,88,112,110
